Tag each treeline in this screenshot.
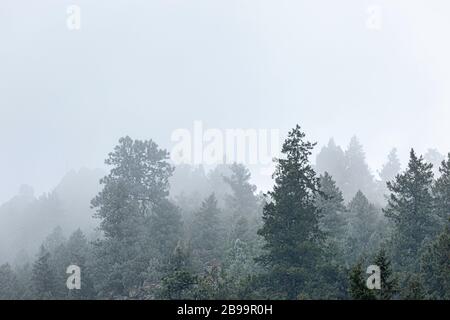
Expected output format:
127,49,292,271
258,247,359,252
0,126,449,299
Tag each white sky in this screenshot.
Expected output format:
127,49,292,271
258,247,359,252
1,0,450,202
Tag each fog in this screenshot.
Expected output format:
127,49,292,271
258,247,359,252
0,1,449,300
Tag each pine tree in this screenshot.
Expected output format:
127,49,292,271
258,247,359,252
195,263,229,299
14,263,33,299
348,261,376,300
420,222,450,299
379,148,401,184
32,246,58,299
223,163,258,219
91,136,182,298
257,125,325,299
316,172,347,244
384,149,438,272
315,138,346,189
159,242,197,300
433,153,450,226
224,238,257,298
43,226,66,253
65,229,96,299
345,191,380,265
43,226,68,299
373,248,397,300
0,264,20,299
424,148,445,177
224,163,260,244
343,136,376,202
401,274,426,300
191,194,222,270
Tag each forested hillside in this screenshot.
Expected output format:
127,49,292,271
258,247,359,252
0,126,448,300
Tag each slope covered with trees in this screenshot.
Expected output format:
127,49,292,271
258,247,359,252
1,127,449,300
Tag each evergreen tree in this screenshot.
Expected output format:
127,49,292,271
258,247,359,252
0,263,20,299
91,136,182,298
224,163,258,219
257,125,325,299
191,194,222,270
373,248,397,300
316,172,347,244
43,226,66,253
424,148,445,177
195,263,229,299
315,138,346,189
32,246,58,299
224,238,258,298
224,163,260,244
420,222,450,299
345,191,380,265
65,229,96,299
14,263,33,299
400,274,426,300
348,261,375,300
343,136,376,202
384,149,438,272
159,242,197,300
379,148,401,184
206,163,232,207
43,226,68,299
433,153,450,226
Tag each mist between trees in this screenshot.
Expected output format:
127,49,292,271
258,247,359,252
0,125,449,300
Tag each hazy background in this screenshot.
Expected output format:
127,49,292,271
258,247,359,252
1,0,450,203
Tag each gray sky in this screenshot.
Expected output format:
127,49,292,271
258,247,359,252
1,0,450,203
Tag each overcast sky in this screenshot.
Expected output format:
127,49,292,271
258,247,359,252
1,0,450,203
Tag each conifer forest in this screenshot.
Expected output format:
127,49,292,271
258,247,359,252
0,1,449,301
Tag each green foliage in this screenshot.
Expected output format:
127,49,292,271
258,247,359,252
384,149,439,272
194,264,229,299
3,133,450,300
191,194,223,270
345,191,382,265
91,136,182,298
257,125,326,299
159,243,197,300
224,163,260,242
65,229,96,299
348,261,375,300
32,246,58,299
224,164,258,216
373,248,397,300
400,273,426,300
421,224,450,299
316,172,347,248
433,154,450,226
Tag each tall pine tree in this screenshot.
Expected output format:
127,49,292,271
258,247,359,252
379,148,401,184
433,153,450,227
348,261,376,300
316,172,347,245
224,163,260,244
373,248,397,300
91,136,182,298
159,242,197,300
384,149,438,272
257,125,325,299
0,264,20,299
191,194,223,271
32,246,58,299
420,221,450,299
345,191,380,265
